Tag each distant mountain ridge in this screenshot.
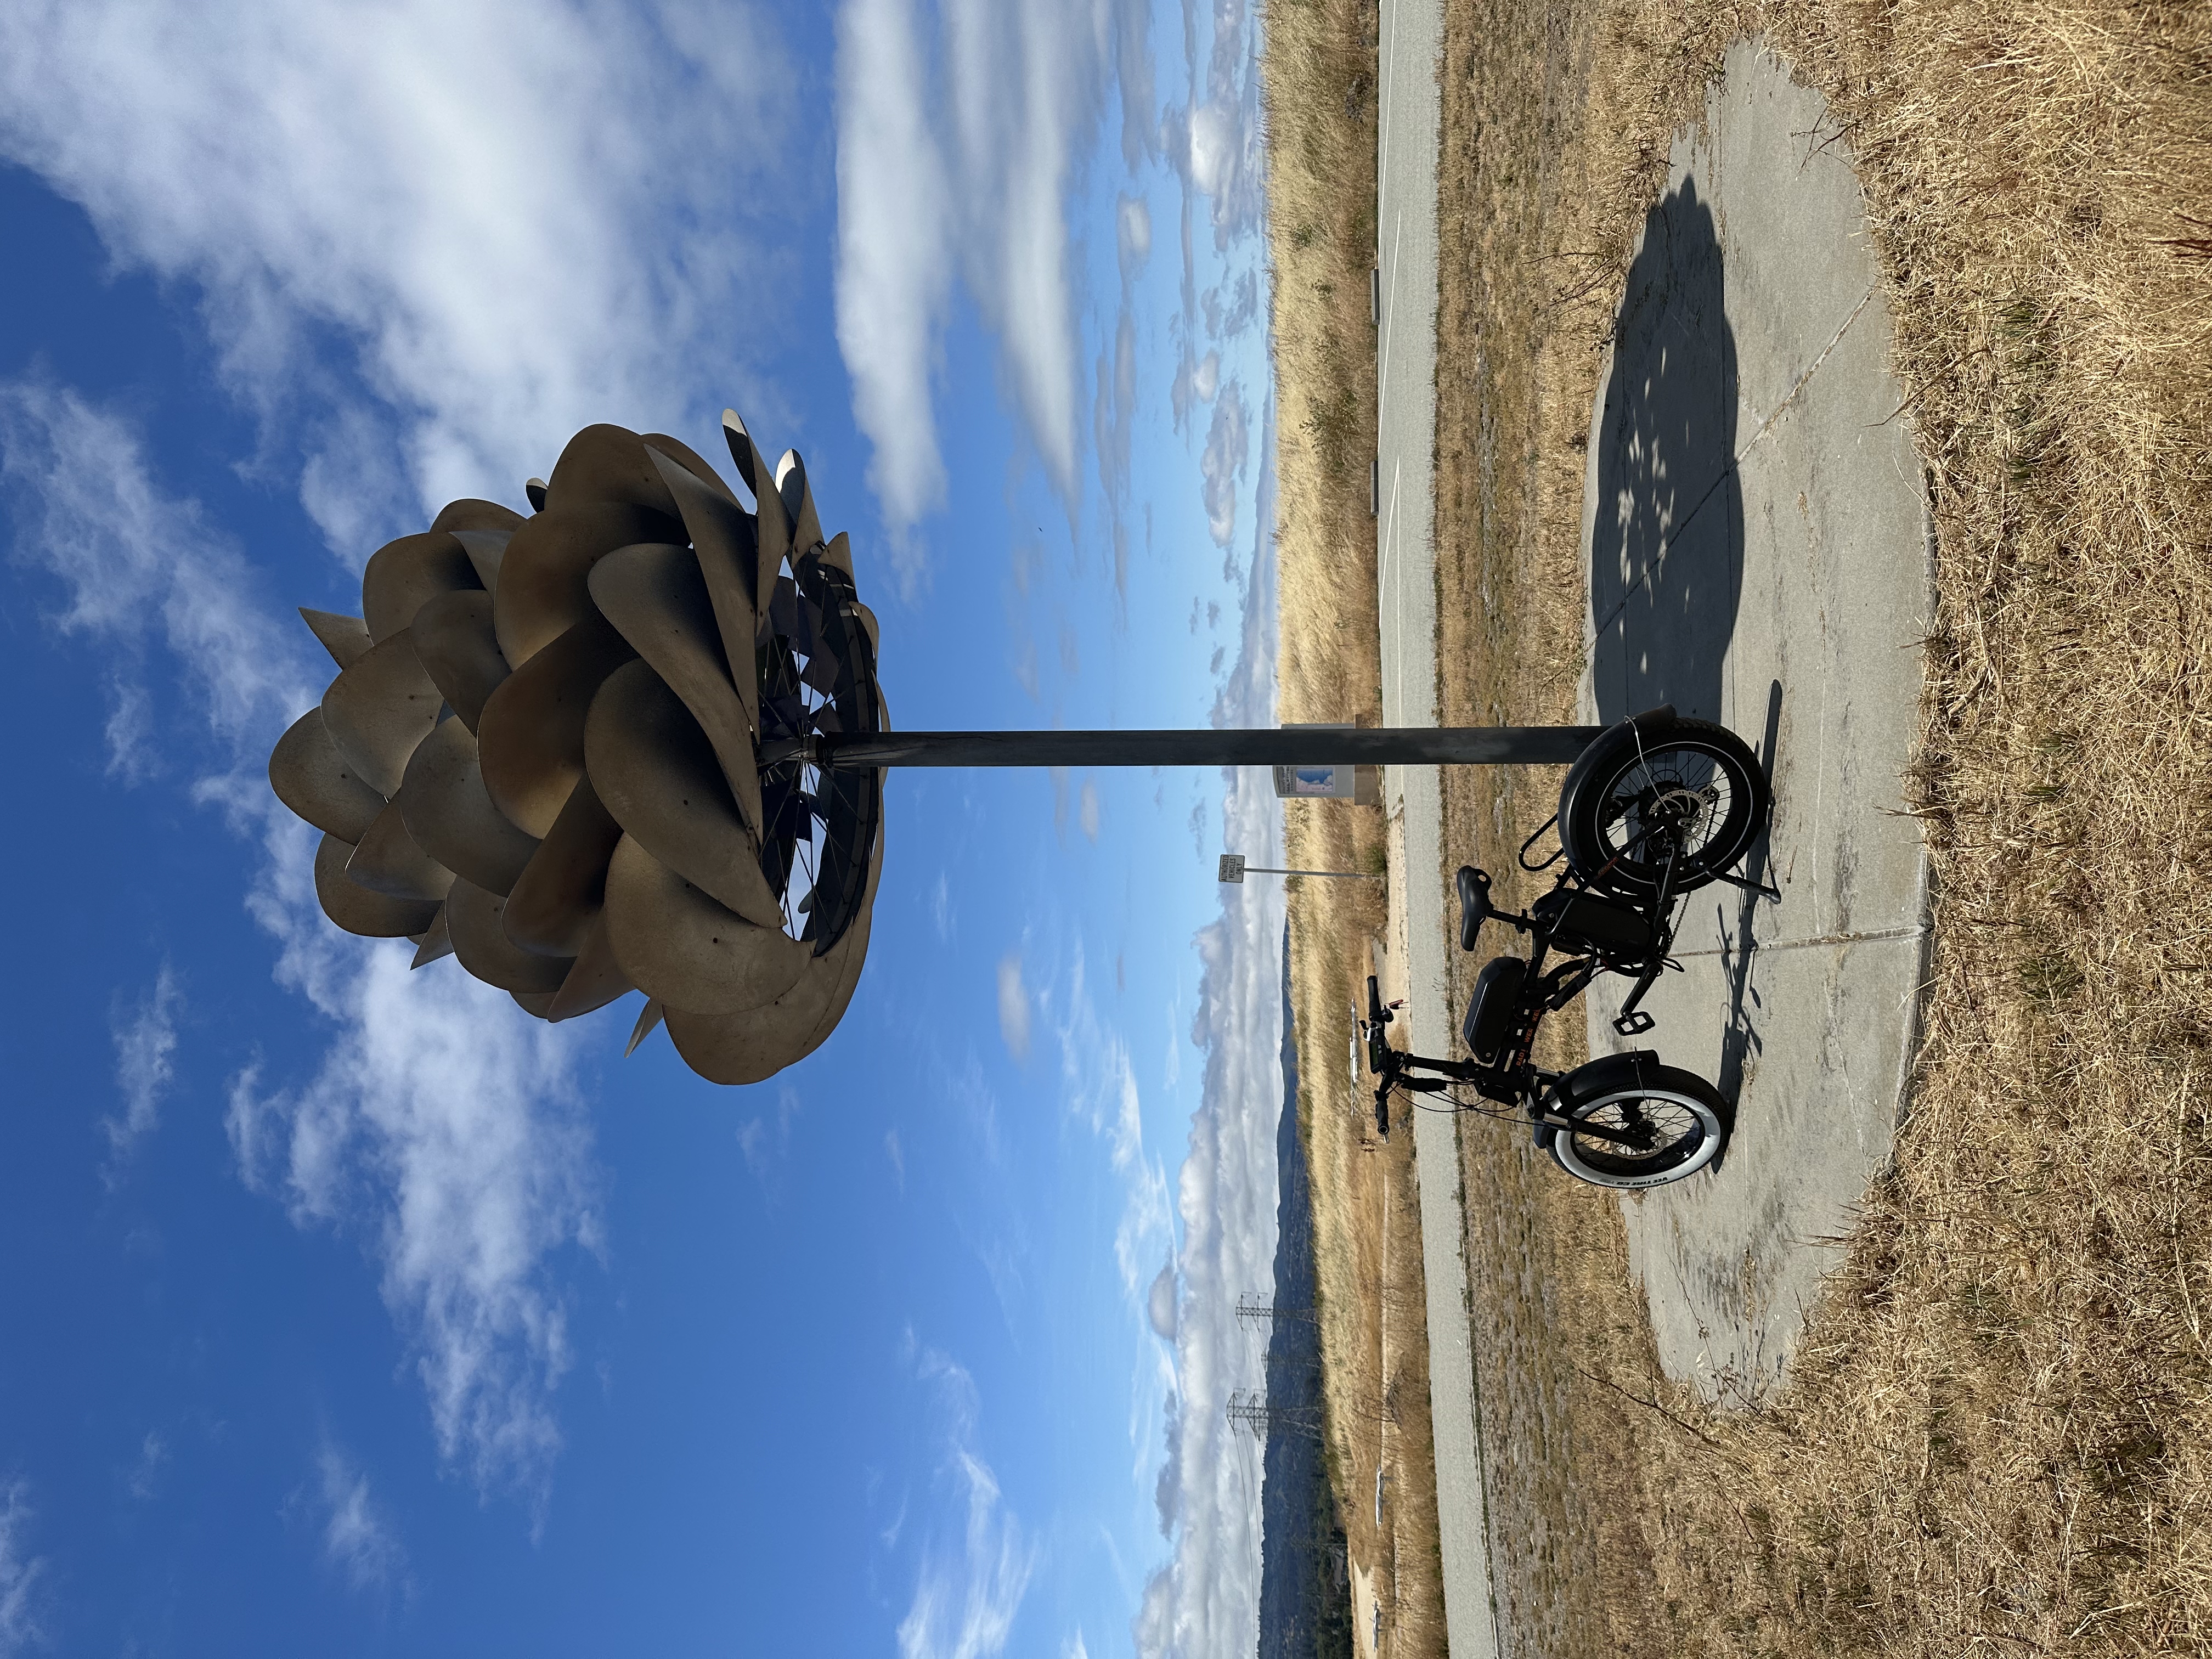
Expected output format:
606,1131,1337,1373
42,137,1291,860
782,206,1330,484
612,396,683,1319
1255,927,1353,1658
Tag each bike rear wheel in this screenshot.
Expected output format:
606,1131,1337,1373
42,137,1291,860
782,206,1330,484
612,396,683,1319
1544,1059,1729,1189
1558,718,1768,895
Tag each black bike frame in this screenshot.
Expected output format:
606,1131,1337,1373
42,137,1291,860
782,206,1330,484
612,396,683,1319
1363,831,1694,1143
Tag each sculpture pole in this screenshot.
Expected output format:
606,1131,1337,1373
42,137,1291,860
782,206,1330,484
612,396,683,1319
791,726,1604,770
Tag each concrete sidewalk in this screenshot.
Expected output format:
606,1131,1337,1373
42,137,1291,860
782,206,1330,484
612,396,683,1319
1578,40,1932,1405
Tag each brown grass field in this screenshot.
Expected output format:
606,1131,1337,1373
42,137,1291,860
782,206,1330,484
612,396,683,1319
1265,0,1452,1651
1266,0,2212,1651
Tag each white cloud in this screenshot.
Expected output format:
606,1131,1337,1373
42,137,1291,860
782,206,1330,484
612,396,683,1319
1160,0,1263,253
835,0,1154,556
1065,1632,1092,1659
2,382,597,1509
127,1432,168,1502
0,1482,46,1658
897,1350,1036,1659
106,963,180,1171
1191,351,1220,405
1199,379,1250,547
996,953,1032,1062
738,1084,805,1188
1136,400,1282,1659
1116,195,1152,274
885,1127,906,1190
1079,781,1102,842
313,1442,408,1596
0,0,796,556
226,967,595,1506
1146,1259,1177,1340
0,383,316,761
835,0,954,556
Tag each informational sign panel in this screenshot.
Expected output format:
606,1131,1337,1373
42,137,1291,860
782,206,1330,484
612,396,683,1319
1272,763,1356,798
1270,725,1379,803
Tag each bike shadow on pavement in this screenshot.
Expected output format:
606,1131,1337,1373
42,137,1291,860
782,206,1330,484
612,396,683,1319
1588,174,1743,730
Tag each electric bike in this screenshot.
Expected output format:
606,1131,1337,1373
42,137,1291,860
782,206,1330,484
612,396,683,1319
1362,706,1773,1190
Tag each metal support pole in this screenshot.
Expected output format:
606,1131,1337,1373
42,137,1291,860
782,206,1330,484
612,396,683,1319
799,725,1602,771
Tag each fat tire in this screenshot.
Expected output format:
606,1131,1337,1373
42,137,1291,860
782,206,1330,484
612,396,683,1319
1544,1059,1730,1189
1558,718,1769,896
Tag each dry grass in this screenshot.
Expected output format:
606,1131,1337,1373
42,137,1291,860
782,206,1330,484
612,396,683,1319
1272,0,2211,1646
1418,0,2212,1654
1263,0,1450,1652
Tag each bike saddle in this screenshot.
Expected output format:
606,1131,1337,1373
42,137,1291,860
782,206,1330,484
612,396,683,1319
1461,955,1527,1063
1455,866,1493,951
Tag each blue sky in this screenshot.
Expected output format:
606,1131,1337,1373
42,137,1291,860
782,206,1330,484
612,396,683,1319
0,1,1286,1655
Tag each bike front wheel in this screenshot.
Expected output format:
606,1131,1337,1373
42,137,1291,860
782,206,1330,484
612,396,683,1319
1557,718,1769,896
1544,1058,1729,1189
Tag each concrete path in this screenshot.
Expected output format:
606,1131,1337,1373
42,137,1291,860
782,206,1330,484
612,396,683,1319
1577,40,1933,1404
1374,0,1503,1655
1373,31,1932,1659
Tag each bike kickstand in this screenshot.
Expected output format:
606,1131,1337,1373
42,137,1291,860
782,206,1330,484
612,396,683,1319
1713,867,1782,901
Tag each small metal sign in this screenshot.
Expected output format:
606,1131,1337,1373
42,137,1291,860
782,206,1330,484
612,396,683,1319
1217,854,1246,884
1271,763,1356,799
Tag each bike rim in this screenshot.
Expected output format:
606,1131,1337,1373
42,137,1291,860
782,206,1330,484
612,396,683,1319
1592,740,1742,878
1556,1088,1720,1183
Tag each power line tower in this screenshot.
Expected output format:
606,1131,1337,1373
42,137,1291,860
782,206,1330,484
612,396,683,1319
1236,1292,1313,1327
1227,1390,1322,1441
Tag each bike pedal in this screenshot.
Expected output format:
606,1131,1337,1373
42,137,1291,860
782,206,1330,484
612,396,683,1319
1612,1010,1657,1037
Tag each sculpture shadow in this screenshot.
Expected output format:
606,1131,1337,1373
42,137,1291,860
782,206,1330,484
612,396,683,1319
1589,176,1743,726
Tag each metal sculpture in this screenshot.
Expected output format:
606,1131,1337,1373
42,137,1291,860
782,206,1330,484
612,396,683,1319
270,409,1620,1087
269,414,883,1085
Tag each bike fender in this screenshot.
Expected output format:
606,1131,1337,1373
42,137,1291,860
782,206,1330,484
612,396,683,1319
1536,1048,1664,1150
1547,1048,1665,1109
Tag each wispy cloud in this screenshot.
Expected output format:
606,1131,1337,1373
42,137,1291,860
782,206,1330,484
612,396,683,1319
996,953,1032,1062
2,382,597,1509
834,0,954,555
106,963,180,1172
737,1084,805,1189
1117,194,1153,276
834,0,1154,562
0,384,314,760
1136,400,1282,1659
312,1442,408,1598
126,1432,168,1503
896,1350,1035,1659
0,0,797,555
0,1482,46,1659
1198,378,1250,548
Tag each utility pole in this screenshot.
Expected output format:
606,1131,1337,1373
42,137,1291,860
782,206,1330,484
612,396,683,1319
1227,1390,1322,1440
1217,854,1380,884
1236,1293,1314,1326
